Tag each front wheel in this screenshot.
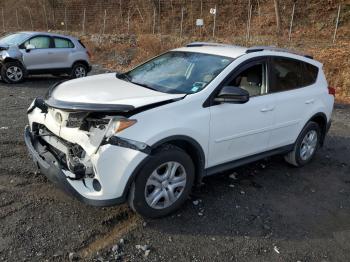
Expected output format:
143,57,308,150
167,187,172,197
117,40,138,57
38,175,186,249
128,145,195,218
1,61,25,84
70,63,87,79
284,121,321,167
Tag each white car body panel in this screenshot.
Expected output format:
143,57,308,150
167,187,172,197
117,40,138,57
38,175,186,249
51,73,185,107
25,44,334,205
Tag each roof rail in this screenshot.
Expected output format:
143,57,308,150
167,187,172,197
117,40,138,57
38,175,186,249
186,42,239,48
246,46,313,59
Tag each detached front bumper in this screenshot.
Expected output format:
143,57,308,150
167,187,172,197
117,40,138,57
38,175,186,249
24,125,143,206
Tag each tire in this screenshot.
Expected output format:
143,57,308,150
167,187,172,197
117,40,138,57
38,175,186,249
128,145,195,218
284,121,321,167
1,61,25,84
70,63,87,79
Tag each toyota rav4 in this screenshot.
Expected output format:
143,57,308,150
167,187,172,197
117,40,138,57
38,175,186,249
24,42,334,218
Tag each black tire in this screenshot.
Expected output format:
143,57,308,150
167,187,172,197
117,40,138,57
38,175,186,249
284,121,321,167
1,61,25,84
70,63,88,79
128,145,195,218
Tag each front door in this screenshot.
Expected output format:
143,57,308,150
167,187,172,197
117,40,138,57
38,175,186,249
208,59,275,167
20,35,53,70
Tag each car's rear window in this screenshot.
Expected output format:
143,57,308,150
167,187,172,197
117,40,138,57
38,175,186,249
269,57,319,93
302,62,319,86
53,37,74,48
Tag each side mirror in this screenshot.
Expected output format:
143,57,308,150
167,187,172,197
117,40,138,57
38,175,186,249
214,86,249,104
26,44,35,52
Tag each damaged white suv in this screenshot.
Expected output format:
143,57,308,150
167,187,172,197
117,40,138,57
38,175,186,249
25,43,334,218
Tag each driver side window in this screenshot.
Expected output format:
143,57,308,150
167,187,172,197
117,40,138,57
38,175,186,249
23,36,51,49
228,63,266,97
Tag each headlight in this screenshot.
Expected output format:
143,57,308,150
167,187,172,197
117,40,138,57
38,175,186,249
114,119,137,133
106,118,137,138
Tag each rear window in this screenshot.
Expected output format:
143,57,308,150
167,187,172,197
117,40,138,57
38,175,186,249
269,57,319,93
53,37,74,48
302,62,319,86
269,57,303,93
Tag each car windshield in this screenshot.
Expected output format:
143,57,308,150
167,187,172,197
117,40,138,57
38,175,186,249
125,51,233,94
0,33,30,46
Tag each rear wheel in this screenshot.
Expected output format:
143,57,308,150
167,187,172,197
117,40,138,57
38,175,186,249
128,145,195,218
1,61,25,84
284,121,321,167
70,63,87,79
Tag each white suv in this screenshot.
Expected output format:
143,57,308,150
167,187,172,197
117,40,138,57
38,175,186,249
24,43,334,218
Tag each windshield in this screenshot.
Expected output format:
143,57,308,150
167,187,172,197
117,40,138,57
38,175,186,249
126,51,233,94
0,33,30,46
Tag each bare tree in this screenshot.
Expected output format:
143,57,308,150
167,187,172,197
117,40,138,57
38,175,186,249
274,0,281,35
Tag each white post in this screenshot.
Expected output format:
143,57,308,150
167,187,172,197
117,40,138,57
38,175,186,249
333,4,341,43
16,9,19,29
1,8,4,32
158,0,161,33
246,4,252,42
102,9,107,35
212,5,217,38
152,7,156,34
43,4,48,30
180,7,184,38
28,8,34,31
64,7,67,32
127,9,130,33
82,8,86,34
288,3,295,41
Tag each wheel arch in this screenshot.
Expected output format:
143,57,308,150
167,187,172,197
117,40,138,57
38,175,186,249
71,60,89,69
120,135,206,201
307,112,328,146
150,135,206,184
2,57,26,69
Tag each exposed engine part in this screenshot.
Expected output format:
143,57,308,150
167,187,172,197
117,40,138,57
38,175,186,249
67,144,94,180
66,112,89,128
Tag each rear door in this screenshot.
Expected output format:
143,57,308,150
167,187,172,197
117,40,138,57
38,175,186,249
48,37,75,68
208,58,276,167
267,56,320,149
20,35,53,70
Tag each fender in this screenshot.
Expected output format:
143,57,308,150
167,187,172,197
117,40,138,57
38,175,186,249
0,45,24,66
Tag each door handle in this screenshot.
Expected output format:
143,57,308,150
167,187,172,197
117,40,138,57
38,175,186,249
260,106,275,112
305,99,315,104
48,52,54,55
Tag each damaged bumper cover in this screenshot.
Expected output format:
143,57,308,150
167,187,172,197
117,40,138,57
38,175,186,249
24,126,129,206
24,120,148,206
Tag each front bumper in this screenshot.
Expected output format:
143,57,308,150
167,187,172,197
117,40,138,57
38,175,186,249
24,125,144,206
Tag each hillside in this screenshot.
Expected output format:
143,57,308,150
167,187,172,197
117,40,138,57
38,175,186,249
0,0,349,100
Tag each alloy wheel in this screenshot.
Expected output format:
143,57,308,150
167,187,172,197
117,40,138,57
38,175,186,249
144,161,187,209
300,130,318,161
74,66,86,78
6,66,23,82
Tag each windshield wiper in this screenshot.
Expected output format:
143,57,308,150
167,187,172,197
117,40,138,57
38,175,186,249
132,81,158,91
115,72,132,82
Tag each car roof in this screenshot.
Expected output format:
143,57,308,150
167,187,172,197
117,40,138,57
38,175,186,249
173,42,317,65
18,31,78,40
174,42,247,59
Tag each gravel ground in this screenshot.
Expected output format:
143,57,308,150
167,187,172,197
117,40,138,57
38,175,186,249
0,68,350,262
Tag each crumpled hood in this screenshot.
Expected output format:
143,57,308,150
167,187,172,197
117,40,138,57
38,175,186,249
49,73,185,109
